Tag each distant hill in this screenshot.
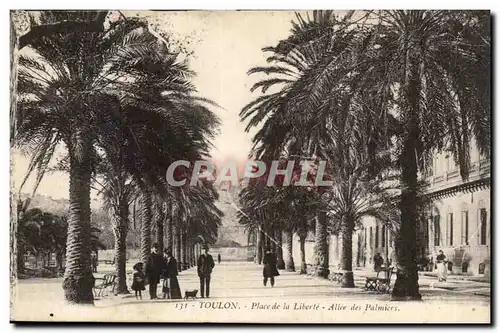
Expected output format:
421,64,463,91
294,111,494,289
20,193,102,214
20,193,70,216
214,187,248,247
19,193,115,249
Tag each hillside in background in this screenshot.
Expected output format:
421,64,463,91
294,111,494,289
19,193,115,249
214,185,248,247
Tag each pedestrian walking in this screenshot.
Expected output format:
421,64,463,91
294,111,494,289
145,243,165,300
262,247,279,287
373,252,384,271
91,252,98,273
131,262,146,300
217,253,221,264
197,245,215,298
162,248,182,299
436,250,448,282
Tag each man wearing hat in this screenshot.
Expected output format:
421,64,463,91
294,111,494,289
145,243,165,299
197,245,215,298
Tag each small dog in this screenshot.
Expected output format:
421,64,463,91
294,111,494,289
184,289,198,300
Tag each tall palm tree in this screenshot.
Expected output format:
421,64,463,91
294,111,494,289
241,12,358,277
363,10,490,300
288,10,490,298
97,155,135,295
242,10,489,300
15,11,221,303
165,198,174,251
14,12,162,304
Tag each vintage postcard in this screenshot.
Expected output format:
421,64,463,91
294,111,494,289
9,10,491,323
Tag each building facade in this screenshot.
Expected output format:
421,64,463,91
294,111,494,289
284,142,490,277
356,141,491,276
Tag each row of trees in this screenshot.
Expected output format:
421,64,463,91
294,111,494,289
17,206,106,275
239,10,490,300
12,11,222,304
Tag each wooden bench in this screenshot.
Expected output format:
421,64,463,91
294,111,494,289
93,274,117,298
364,267,394,294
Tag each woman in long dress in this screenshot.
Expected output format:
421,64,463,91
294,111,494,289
163,248,182,299
436,250,447,282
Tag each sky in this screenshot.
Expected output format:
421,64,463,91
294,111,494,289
11,10,301,200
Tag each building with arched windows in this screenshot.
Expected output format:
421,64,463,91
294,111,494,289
357,140,490,276
284,142,490,277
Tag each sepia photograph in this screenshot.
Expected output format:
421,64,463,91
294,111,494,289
8,9,491,324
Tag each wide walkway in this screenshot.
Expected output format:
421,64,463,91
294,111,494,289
12,261,490,323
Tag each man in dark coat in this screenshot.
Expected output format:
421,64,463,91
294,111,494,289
145,243,165,299
197,245,215,298
263,247,279,287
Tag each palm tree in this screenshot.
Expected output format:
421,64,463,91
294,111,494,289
15,10,222,303
164,199,174,251
289,10,490,298
16,207,44,273
241,12,357,277
364,10,490,300
13,11,183,303
239,175,320,274
97,159,135,294
275,229,285,270
242,10,489,300
284,228,295,271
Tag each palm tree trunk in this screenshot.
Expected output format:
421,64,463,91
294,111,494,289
276,230,285,270
175,225,182,272
299,235,307,274
392,140,422,300
261,224,268,253
155,203,165,254
187,241,192,266
256,227,263,264
181,232,188,270
191,242,195,266
285,230,295,271
315,211,329,278
392,56,422,301
63,147,94,304
271,226,277,254
113,199,130,294
113,222,129,294
165,203,173,252
340,215,355,288
139,189,152,265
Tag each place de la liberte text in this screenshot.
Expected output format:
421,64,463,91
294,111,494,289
250,302,400,312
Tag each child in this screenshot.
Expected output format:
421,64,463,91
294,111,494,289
131,262,146,300
162,277,170,299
